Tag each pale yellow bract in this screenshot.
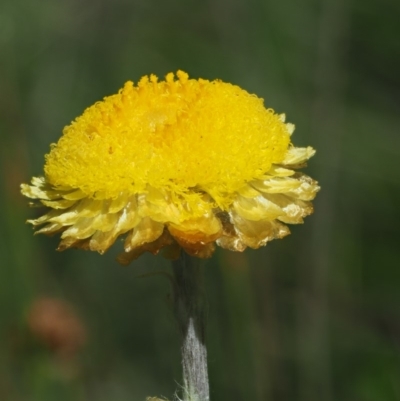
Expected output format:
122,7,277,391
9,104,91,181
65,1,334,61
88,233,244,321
21,71,320,264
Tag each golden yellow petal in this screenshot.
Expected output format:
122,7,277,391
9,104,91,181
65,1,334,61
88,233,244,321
251,177,302,194
27,210,61,226
57,237,76,251
31,176,46,186
41,199,77,209
57,237,89,251
230,212,290,248
237,184,261,198
21,183,63,201
90,212,120,232
108,192,129,213
114,196,141,232
286,123,295,135
49,198,105,225
281,146,315,166
89,230,118,254
140,187,213,224
117,229,174,265
88,207,141,254
285,174,320,201
264,165,295,177
232,195,284,221
261,193,314,224
35,222,64,235
168,213,222,244
140,191,182,224
124,217,164,252
59,200,140,254
61,217,98,239
61,189,88,201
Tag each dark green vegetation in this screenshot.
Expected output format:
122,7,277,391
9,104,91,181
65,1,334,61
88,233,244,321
1,0,399,400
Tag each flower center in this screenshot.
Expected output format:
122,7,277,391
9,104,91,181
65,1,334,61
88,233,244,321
44,71,291,206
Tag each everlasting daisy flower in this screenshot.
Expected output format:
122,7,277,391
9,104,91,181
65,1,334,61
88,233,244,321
21,71,319,264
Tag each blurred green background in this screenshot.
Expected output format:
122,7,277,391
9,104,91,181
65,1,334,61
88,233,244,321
1,0,399,400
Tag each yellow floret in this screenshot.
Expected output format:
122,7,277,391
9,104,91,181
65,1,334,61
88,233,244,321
44,71,291,210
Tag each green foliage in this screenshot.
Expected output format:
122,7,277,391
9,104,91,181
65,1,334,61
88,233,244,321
1,0,399,399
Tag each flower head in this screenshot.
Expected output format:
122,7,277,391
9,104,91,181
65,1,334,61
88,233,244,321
21,71,319,264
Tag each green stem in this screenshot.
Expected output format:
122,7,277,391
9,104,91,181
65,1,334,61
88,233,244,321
172,251,210,401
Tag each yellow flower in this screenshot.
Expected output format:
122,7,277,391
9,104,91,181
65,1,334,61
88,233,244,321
21,71,319,264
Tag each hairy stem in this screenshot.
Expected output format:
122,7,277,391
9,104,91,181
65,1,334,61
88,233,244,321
172,252,210,401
